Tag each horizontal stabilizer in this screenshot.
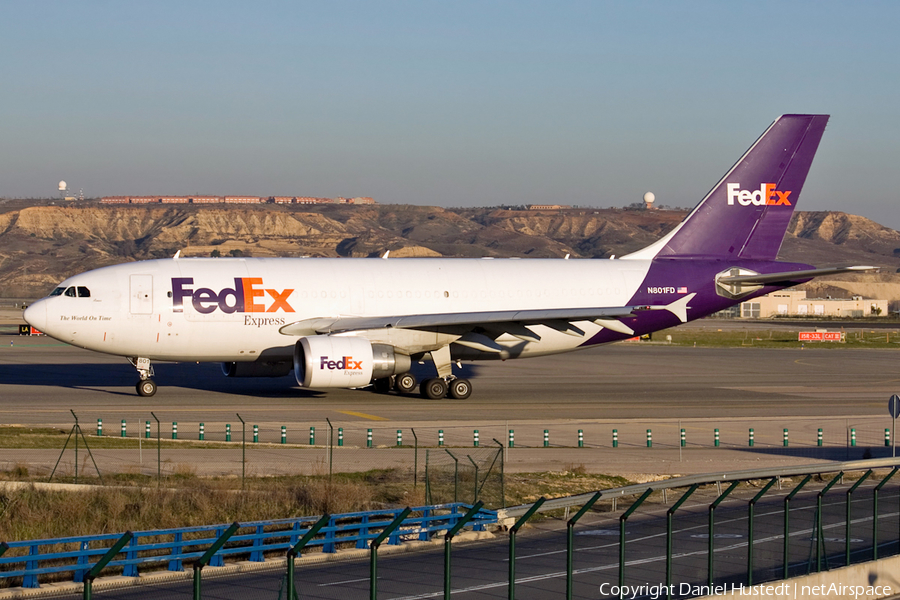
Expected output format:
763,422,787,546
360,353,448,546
717,266,877,286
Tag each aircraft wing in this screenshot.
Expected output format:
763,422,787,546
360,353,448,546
279,305,652,338
717,265,877,286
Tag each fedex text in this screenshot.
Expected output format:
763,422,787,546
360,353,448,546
726,183,791,206
320,356,363,370
172,278,295,314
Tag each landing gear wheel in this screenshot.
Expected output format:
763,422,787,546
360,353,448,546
136,379,157,397
449,378,472,400
395,373,417,394
421,378,448,400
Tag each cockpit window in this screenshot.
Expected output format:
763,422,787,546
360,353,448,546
49,287,65,297
64,287,77,297
77,287,91,298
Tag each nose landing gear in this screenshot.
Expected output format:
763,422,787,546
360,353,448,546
129,357,157,397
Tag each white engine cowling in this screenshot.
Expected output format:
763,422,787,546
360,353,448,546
293,336,411,388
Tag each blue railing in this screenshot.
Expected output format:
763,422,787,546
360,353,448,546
0,503,496,589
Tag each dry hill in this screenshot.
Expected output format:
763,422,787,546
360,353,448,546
1,202,899,301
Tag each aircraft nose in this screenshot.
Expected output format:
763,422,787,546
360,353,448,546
23,300,47,332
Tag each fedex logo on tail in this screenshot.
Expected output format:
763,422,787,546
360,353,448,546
171,278,294,314
726,183,792,206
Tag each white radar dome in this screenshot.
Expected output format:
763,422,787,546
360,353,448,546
58,181,67,191
643,192,655,203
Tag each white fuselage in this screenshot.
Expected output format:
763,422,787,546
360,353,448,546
26,257,652,362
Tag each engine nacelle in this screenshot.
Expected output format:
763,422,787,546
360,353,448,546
222,360,293,378
294,336,411,388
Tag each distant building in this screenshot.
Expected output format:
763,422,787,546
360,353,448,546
528,204,570,210
100,194,376,206
739,289,887,318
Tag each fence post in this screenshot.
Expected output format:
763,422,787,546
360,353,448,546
82,532,133,600
567,492,602,600
666,485,700,600
846,470,873,566
509,497,546,600
285,514,330,600
708,481,739,585
445,449,459,503
747,478,778,586
192,522,240,600
370,508,412,600
873,468,898,560
444,502,484,600
236,414,246,490
784,474,812,579
620,488,654,597
815,472,844,572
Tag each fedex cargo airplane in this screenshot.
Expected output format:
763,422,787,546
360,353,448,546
24,114,874,399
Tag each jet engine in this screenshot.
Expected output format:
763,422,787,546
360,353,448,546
294,335,411,388
221,360,293,378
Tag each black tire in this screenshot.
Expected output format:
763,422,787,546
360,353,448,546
449,378,472,400
395,373,417,394
420,378,448,400
372,377,393,394
136,379,157,397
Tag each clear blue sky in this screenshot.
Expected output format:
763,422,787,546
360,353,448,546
2,1,899,228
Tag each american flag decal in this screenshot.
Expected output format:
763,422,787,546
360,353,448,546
677,286,688,294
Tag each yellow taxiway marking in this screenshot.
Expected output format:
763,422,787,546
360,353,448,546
336,411,389,421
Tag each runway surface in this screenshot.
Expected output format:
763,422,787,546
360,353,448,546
2,333,899,424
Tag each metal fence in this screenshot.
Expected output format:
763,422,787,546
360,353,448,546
5,459,900,599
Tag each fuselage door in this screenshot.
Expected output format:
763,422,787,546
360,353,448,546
130,274,153,314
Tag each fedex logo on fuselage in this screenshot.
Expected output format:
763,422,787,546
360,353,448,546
320,356,363,370
171,277,294,314
726,183,792,206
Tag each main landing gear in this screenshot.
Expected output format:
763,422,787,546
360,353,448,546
371,346,472,399
420,377,472,400
129,357,157,397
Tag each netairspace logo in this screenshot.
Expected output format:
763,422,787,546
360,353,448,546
597,582,892,598
726,183,792,206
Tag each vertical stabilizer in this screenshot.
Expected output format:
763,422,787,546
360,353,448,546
624,114,828,260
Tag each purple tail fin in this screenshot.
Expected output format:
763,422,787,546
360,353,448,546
632,114,828,261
